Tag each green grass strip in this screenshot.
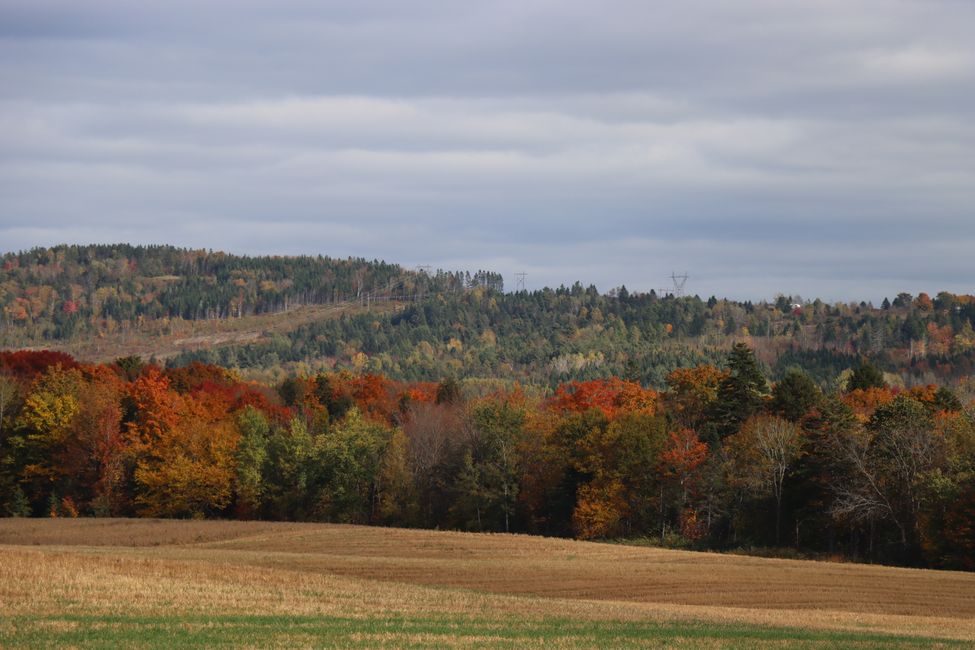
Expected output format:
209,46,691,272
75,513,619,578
0,613,966,649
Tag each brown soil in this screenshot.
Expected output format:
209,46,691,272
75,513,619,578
1,518,973,640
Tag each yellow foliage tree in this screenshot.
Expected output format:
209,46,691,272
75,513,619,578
573,480,628,539
17,366,83,490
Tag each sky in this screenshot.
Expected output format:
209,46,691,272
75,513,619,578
1,0,973,302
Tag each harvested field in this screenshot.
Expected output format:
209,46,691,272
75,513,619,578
1,518,973,647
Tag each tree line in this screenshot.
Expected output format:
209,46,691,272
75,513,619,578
1,347,972,570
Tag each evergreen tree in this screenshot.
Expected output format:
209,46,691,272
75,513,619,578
771,368,822,423
5,484,31,517
708,343,769,440
846,359,886,391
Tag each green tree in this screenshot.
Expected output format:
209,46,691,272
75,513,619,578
278,376,307,408
770,368,821,423
451,451,489,530
313,408,392,523
449,400,525,532
846,360,886,391
263,417,315,519
314,374,354,422
932,387,962,413
5,484,31,516
375,427,416,524
708,343,769,440
235,407,269,518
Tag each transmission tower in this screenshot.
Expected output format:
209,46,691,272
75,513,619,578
670,271,689,298
515,272,527,292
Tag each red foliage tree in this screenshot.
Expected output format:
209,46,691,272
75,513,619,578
0,350,79,380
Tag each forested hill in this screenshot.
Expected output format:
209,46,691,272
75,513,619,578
173,285,975,390
2,244,975,390
0,244,500,336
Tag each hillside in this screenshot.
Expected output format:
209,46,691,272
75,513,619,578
170,285,975,389
1,518,973,647
3,245,974,389
24,300,406,365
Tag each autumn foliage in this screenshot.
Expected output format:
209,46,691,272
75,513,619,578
550,378,657,419
1,348,973,571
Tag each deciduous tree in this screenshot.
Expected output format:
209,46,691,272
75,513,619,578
725,415,802,544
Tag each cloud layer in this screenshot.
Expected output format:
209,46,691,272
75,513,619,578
2,0,974,300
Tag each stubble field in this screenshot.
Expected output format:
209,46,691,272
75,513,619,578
1,518,973,648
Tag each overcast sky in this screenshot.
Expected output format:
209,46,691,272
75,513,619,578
1,0,973,301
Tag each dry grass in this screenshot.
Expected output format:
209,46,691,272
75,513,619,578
0,517,309,547
1,518,974,644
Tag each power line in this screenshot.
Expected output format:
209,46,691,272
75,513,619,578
670,271,689,298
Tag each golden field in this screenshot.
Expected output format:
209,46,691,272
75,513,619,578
1,518,973,647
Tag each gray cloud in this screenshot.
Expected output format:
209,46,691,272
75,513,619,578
1,0,974,301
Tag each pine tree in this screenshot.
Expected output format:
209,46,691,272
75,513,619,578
846,359,886,391
708,343,769,440
6,485,31,517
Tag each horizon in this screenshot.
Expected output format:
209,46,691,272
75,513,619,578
0,240,957,307
2,1,973,302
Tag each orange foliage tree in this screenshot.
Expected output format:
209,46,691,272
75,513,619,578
128,368,238,518
842,387,896,423
550,378,657,420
